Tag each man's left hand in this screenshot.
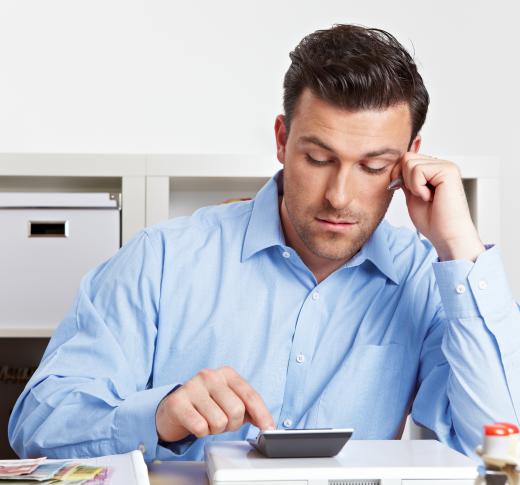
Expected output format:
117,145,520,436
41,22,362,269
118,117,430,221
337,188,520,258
391,153,485,262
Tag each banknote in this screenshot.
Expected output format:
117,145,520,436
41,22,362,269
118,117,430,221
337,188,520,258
57,465,104,481
0,462,65,481
0,458,109,484
0,457,46,476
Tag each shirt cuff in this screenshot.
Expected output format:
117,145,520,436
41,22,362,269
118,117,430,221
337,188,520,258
432,245,515,320
158,433,198,455
115,384,179,461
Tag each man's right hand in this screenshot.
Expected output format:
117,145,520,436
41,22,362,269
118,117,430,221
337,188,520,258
155,366,275,442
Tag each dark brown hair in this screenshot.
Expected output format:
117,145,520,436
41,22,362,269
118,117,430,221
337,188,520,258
283,24,429,142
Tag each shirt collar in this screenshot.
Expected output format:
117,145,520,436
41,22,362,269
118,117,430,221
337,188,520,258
242,170,401,285
344,221,401,285
242,170,286,261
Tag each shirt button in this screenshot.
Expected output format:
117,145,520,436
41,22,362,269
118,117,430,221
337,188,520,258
312,291,320,300
282,251,290,259
478,280,488,290
296,353,305,363
455,284,466,294
283,418,293,428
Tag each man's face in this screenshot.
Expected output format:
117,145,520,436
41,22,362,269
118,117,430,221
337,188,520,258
275,89,420,266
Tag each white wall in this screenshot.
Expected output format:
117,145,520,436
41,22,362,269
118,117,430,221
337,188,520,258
0,0,519,297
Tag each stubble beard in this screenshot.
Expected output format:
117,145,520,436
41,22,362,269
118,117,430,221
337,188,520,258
284,193,393,263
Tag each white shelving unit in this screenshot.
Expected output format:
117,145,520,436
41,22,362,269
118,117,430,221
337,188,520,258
146,154,279,225
0,153,500,338
0,154,147,245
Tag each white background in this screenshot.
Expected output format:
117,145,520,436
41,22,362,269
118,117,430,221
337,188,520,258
0,0,518,297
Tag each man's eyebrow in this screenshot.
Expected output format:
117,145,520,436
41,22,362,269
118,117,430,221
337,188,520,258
363,148,402,158
298,136,336,152
298,136,402,159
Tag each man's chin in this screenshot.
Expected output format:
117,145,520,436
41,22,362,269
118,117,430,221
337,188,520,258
311,248,360,262
301,228,370,262
304,239,363,262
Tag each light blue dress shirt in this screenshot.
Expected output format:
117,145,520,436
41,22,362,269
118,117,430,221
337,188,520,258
9,171,520,461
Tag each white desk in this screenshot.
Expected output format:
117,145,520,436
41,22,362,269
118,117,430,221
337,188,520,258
148,461,208,485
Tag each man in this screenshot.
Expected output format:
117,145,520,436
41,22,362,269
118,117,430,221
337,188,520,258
9,24,520,461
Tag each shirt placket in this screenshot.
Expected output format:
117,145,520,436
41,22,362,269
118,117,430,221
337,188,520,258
277,286,324,429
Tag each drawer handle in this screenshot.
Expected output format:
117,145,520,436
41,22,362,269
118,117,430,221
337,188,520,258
28,221,69,237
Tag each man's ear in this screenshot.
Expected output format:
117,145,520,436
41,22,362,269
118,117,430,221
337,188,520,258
274,114,287,164
409,134,422,153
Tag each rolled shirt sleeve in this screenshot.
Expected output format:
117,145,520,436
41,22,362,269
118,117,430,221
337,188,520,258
413,245,520,457
8,231,186,461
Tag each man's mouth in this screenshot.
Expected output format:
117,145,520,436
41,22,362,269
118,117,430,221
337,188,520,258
317,217,357,224
316,217,358,230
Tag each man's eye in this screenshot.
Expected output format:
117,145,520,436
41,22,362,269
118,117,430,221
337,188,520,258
361,164,387,175
305,154,329,166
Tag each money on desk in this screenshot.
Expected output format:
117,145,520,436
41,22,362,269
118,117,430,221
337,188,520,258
0,458,46,477
0,457,109,484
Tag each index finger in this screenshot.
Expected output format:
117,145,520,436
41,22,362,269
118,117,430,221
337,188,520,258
390,157,402,182
220,367,275,430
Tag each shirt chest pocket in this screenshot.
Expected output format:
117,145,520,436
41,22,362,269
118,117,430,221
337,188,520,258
315,343,406,438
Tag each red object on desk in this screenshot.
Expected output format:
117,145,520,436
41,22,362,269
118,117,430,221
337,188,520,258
484,422,520,436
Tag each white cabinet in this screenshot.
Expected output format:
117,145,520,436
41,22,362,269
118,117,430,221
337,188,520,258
0,193,120,336
0,154,147,245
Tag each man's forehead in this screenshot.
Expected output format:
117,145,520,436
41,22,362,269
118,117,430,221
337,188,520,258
289,91,413,152
292,87,411,124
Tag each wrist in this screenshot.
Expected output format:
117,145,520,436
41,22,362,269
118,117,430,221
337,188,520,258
155,385,190,443
156,399,190,442
436,236,485,262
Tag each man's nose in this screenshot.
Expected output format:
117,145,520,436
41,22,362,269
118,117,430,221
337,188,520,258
324,170,356,210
